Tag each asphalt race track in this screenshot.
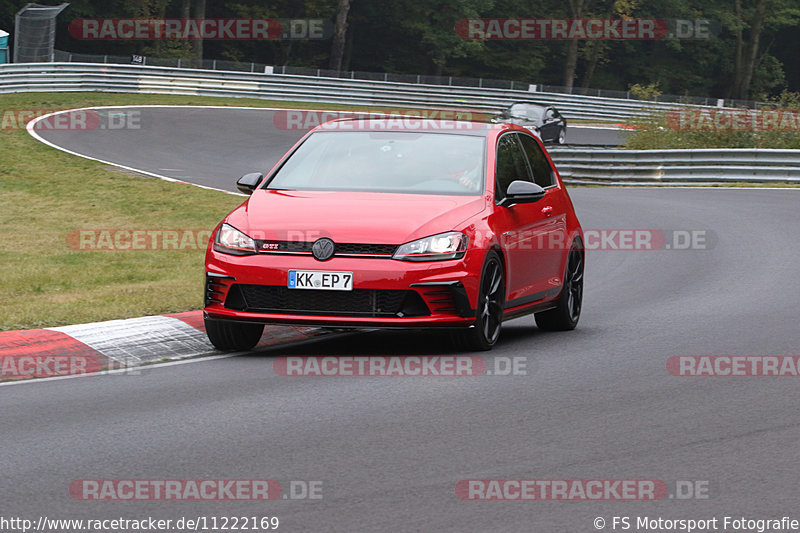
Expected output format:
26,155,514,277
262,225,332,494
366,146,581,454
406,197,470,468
31,107,626,191
6,107,800,531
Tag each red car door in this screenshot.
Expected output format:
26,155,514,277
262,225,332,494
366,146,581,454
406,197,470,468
518,133,570,288
491,133,564,307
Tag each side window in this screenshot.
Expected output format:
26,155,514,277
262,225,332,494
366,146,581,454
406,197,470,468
495,133,532,201
518,134,556,188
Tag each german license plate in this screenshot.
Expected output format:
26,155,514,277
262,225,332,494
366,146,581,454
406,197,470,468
288,270,353,291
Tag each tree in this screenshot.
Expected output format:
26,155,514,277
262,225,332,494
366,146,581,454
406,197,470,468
399,0,492,76
192,0,205,60
329,0,351,71
562,0,593,90
724,0,800,99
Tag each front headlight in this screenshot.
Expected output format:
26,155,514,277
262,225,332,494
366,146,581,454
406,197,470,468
214,223,256,255
392,231,468,262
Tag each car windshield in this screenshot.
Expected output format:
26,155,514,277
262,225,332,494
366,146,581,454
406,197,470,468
266,131,485,195
508,104,527,116
509,103,543,118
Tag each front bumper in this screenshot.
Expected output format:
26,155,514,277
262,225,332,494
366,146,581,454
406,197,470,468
204,250,481,328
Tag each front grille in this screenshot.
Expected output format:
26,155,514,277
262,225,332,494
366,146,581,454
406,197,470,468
335,243,397,255
225,284,429,317
254,240,397,257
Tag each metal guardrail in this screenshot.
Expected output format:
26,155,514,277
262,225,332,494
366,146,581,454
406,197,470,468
548,147,800,183
53,49,761,109
0,62,731,122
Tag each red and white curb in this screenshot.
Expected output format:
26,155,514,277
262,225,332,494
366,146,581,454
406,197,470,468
0,311,329,382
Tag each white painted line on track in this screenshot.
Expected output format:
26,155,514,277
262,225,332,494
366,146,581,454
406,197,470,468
25,104,354,197
570,124,627,130
26,108,246,196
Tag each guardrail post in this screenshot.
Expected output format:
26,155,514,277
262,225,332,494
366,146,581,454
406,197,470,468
177,58,181,68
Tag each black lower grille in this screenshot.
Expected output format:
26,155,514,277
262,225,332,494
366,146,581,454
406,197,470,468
226,284,429,317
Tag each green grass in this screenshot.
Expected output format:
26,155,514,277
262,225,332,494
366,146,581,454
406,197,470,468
0,92,397,331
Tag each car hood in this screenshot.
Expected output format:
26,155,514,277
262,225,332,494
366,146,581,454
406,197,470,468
226,189,487,244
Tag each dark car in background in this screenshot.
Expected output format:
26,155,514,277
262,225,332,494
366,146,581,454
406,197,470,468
492,102,567,144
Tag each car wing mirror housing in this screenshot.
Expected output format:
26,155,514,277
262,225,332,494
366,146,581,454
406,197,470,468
500,180,546,207
236,173,265,195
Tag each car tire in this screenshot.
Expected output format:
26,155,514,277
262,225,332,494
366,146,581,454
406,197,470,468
535,240,583,331
205,318,264,351
452,251,505,351
557,127,566,144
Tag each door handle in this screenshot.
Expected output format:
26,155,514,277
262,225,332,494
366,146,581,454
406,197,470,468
541,206,553,216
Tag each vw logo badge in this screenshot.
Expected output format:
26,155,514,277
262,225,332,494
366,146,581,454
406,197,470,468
312,238,335,261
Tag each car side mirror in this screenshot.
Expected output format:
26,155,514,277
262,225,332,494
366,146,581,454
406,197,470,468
500,180,546,207
236,173,264,195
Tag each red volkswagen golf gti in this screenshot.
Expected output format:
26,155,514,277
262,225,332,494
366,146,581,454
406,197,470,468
203,118,583,351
